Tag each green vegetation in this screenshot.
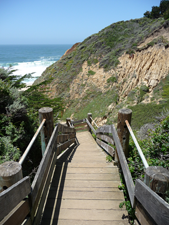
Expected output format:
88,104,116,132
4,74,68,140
144,0,169,19
35,17,165,103
138,85,149,102
106,155,113,162
0,67,64,177
87,70,96,76
118,177,135,224
128,116,169,197
62,88,119,120
128,101,169,129
107,76,117,83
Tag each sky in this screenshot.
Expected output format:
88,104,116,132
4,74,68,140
0,0,161,45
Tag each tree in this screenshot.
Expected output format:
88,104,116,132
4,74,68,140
144,11,151,18
160,0,169,15
151,6,161,19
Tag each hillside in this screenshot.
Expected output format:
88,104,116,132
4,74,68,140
34,17,169,130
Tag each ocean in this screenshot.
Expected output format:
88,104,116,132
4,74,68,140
0,44,72,85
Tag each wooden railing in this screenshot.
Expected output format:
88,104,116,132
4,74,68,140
0,108,76,225
1,108,169,225
67,111,169,225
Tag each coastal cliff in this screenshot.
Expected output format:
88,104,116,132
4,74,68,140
34,17,169,129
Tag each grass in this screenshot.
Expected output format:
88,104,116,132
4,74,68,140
62,89,119,120
128,100,169,129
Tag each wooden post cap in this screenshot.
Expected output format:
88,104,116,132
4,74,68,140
39,107,54,156
144,166,169,194
118,108,132,115
117,108,132,157
39,107,53,113
0,161,23,192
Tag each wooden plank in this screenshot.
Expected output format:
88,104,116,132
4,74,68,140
86,118,96,134
58,124,76,134
96,125,112,134
74,122,87,128
33,142,77,225
135,179,169,225
22,217,32,225
96,134,114,145
33,152,56,225
31,125,58,207
0,176,31,222
72,119,85,124
135,200,157,225
111,125,135,207
57,138,76,156
96,138,115,157
75,127,88,132
1,199,30,225
57,133,76,143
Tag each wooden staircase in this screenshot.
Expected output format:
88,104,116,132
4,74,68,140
40,131,129,225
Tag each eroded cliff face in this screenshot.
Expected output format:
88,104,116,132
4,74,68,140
67,44,169,101
34,21,169,126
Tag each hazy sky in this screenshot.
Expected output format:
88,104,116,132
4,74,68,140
0,0,161,45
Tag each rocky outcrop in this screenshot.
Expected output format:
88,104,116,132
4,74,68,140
61,42,80,58
34,18,169,126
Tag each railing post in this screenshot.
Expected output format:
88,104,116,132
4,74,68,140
39,107,54,156
66,118,71,127
87,113,92,132
0,161,23,193
144,166,169,199
117,108,132,157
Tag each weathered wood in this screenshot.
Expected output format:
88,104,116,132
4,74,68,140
33,152,56,225
57,133,76,144
96,138,115,157
86,118,96,135
39,107,54,155
22,217,32,225
0,177,31,221
33,126,76,225
135,179,169,225
144,166,169,197
75,126,88,132
135,200,157,225
72,119,85,124
87,113,92,132
74,122,87,128
0,161,23,193
31,125,58,207
58,124,76,134
117,108,132,157
96,134,114,145
96,125,112,134
57,142,76,161
57,138,76,156
66,118,71,127
1,199,30,225
112,125,135,207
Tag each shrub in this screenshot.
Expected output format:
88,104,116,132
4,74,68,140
107,76,117,83
87,70,96,76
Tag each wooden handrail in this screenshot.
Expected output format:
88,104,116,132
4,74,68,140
111,124,135,207
125,120,149,168
19,119,46,165
86,118,96,134
2,111,169,225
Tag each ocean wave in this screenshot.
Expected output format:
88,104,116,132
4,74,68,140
1,59,56,85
